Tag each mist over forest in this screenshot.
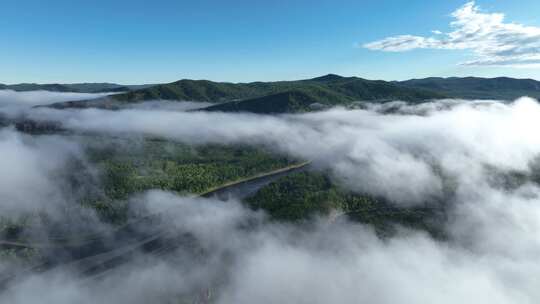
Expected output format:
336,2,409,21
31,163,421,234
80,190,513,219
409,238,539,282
1,87,540,303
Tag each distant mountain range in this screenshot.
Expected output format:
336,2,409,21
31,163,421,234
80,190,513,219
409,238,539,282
0,82,154,93
397,77,540,100
5,75,540,114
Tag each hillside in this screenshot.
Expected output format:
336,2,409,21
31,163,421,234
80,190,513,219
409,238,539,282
398,77,540,100
245,171,443,237
63,83,154,93
202,76,448,114
203,90,324,114
49,74,446,111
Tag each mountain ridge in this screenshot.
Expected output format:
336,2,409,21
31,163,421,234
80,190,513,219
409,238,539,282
12,74,540,114
47,75,446,112
396,76,540,100
0,82,155,93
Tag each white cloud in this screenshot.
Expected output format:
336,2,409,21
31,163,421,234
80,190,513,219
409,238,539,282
364,1,540,67
0,129,80,216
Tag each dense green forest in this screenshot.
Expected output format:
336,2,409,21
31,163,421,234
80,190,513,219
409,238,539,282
245,171,444,237
85,137,297,223
90,139,295,198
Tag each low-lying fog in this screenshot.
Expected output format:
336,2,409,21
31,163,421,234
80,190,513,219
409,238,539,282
1,91,540,303
0,90,114,107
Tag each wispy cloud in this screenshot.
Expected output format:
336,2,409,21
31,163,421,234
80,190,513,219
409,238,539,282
364,1,540,67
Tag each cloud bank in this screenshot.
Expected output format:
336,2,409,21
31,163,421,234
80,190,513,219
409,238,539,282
3,185,540,304
13,97,540,205
0,129,84,216
2,91,540,303
364,1,540,67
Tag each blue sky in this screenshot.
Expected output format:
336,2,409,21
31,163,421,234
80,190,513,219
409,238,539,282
2,0,540,84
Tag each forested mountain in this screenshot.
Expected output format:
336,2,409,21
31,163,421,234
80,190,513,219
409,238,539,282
13,75,540,113
397,77,540,100
48,74,445,112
